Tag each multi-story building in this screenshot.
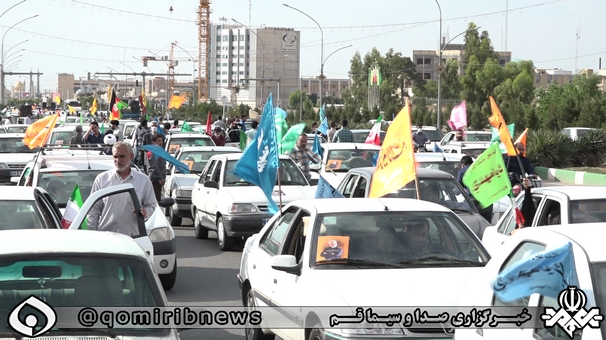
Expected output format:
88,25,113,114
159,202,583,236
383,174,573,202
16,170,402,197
209,23,300,108
534,68,573,88
301,77,350,99
413,44,512,81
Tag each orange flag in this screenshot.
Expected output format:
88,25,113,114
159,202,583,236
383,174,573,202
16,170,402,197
488,96,517,156
515,128,529,157
167,95,187,109
23,113,60,149
369,98,416,198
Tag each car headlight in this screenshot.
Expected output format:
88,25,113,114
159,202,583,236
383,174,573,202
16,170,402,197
0,163,7,169
148,227,173,242
175,189,192,198
228,203,257,213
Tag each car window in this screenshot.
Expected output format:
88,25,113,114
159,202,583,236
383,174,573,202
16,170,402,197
0,201,45,230
39,170,104,208
211,161,223,183
200,160,216,183
0,137,38,153
384,178,477,214
352,177,367,198
339,175,358,198
312,211,489,267
18,167,31,186
417,161,461,177
224,159,307,186
591,262,606,339
537,199,561,226
260,209,298,256
498,194,543,234
569,199,606,223
282,211,311,264
178,151,238,174
168,137,215,153
467,134,492,142
492,241,545,307
462,148,486,158
50,131,76,145
424,130,443,141
535,295,582,339
325,150,378,172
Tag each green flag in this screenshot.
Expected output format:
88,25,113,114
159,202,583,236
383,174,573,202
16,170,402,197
239,129,247,151
181,121,194,133
100,124,104,134
281,123,306,154
491,123,515,143
275,110,288,153
462,143,512,208
79,114,83,124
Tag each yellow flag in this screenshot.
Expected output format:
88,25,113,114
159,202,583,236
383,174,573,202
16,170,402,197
23,113,60,149
107,86,113,104
90,98,98,115
515,128,529,157
488,97,517,157
369,98,417,198
53,94,61,104
67,105,75,114
167,95,187,109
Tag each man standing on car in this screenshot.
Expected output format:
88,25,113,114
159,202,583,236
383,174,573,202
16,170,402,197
332,119,354,143
83,121,105,145
148,133,166,202
88,142,157,236
289,132,321,181
412,124,430,150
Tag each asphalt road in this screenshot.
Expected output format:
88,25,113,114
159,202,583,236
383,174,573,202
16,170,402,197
167,180,579,339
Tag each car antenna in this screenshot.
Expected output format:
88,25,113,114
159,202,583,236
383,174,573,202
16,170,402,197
377,197,389,211
85,145,93,169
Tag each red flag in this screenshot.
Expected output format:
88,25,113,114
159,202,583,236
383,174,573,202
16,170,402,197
205,111,212,135
109,89,121,121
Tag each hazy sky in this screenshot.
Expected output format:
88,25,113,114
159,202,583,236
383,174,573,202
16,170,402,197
1,0,603,95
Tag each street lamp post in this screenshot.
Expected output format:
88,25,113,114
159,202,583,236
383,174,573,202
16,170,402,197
172,42,197,105
119,61,137,97
435,0,443,130
322,45,352,105
1,14,38,104
283,4,324,108
232,19,265,106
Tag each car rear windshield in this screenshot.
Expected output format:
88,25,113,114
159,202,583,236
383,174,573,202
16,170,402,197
0,137,38,153
0,201,44,230
570,199,606,223
49,131,76,145
168,137,214,153
462,148,486,158
326,150,379,172
178,150,240,173
313,211,489,268
466,133,492,142
224,159,307,186
383,178,477,214
417,161,461,177
425,129,444,141
6,126,27,133
39,170,105,208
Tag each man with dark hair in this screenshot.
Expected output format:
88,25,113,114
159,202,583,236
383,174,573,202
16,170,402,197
245,120,258,141
311,122,318,133
110,120,123,141
134,119,152,167
505,142,537,185
455,129,464,141
71,125,85,145
148,133,167,202
332,119,353,143
328,121,337,142
83,121,105,144
172,119,179,129
289,133,321,180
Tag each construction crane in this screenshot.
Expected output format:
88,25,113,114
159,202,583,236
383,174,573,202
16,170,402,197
197,0,211,102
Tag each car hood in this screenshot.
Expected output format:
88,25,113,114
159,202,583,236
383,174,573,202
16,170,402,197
223,185,316,205
322,173,345,189
313,267,481,306
60,207,170,232
458,214,490,239
172,174,199,189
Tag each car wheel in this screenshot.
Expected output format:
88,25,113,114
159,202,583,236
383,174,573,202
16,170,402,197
245,289,274,340
308,324,325,340
159,258,177,290
217,217,234,251
169,206,182,226
194,209,208,239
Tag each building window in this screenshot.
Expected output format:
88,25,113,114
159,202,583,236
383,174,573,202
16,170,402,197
216,36,221,41
222,63,227,66
424,58,431,64
216,79,221,83
232,35,237,41
239,46,244,49
239,54,245,58
239,63,244,66
216,71,220,75
417,58,423,65
216,47,221,50
246,63,250,66
239,35,245,41
424,73,431,80
231,46,236,50
231,63,236,66
222,79,227,83
216,63,221,66
499,59,506,66
216,54,221,58
239,71,244,75
222,36,228,41
221,71,227,75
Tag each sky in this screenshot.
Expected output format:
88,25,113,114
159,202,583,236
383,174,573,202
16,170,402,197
1,0,604,96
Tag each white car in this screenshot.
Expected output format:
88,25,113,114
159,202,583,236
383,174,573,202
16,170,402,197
0,186,63,229
482,186,606,255
411,126,444,151
0,133,36,185
165,133,215,155
3,124,29,134
455,224,606,340
0,229,179,339
164,145,241,225
441,141,491,159
13,153,178,290
191,153,316,251
561,127,598,141
439,130,492,146
310,142,381,189
238,198,490,340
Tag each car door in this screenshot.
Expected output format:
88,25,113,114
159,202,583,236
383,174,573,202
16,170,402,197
336,174,359,198
163,150,181,199
192,159,215,220
533,197,565,227
34,187,63,228
440,132,454,146
203,160,223,229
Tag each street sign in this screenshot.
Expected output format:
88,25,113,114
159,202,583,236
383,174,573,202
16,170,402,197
436,65,445,75
259,98,267,107
221,96,228,105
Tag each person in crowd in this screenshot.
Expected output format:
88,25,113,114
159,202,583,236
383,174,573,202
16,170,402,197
412,124,430,150
148,133,167,202
328,121,337,143
332,119,354,143
83,121,105,144
505,142,537,185
213,116,227,131
25,114,33,125
88,142,157,236
110,120,123,141
289,133,321,181
102,134,117,155
134,119,152,166
245,120,258,141
457,155,493,223
71,125,85,145
211,126,226,146
311,122,318,133
455,129,464,141
172,119,179,129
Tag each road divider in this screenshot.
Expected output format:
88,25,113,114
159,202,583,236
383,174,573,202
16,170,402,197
535,167,606,186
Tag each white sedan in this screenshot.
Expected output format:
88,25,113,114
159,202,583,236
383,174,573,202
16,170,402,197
238,198,490,340
310,143,381,188
455,224,606,340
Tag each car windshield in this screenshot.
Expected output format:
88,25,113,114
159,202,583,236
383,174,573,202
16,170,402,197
462,148,487,158
569,199,606,223
39,170,104,207
178,150,239,173
383,178,477,214
168,137,214,154
0,137,38,153
0,254,165,335
49,131,76,145
124,125,136,138
591,262,606,339
224,159,307,186
466,133,492,142
6,126,27,133
313,211,489,267
0,201,44,230
326,150,379,172
417,161,461,177
424,129,444,141
352,131,386,144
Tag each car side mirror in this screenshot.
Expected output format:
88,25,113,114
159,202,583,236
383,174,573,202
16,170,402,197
271,255,301,276
203,180,219,189
158,197,175,208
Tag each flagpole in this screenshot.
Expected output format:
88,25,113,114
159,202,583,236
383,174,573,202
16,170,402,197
277,165,283,217
414,176,421,200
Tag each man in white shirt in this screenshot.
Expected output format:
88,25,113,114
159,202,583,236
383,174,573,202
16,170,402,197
24,114,33,125
88,142,157,236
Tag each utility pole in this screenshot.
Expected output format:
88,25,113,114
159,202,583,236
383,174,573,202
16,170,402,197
245,77,280,108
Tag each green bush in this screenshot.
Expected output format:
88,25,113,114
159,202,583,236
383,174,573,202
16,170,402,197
571,130,606,167
526,129,578,168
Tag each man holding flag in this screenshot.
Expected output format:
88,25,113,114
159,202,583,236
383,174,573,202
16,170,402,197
289,132,321,182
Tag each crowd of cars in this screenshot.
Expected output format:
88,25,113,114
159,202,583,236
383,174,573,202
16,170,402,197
1,117,605,339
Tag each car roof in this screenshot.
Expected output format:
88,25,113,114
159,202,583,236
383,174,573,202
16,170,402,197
292,197,451,214
321,143,381,151
0,186,38,200
347,166,454,179
519,224,606,262
531,186,606,200
0,229,149,257
178,146,241,152
211,153,293,161
169,133,210,138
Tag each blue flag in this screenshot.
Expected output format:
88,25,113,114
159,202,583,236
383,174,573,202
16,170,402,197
141,144,189,174
491,242,579,302
317,104,328,135
312,132,322,159
276,107,288,119
315,175,345,199
433,143,443,152
234,93,279,214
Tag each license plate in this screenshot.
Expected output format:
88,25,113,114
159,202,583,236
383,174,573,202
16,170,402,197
262,218,269,226
10,171,21,177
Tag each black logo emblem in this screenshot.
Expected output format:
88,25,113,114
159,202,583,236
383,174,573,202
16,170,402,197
8,295,57,337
